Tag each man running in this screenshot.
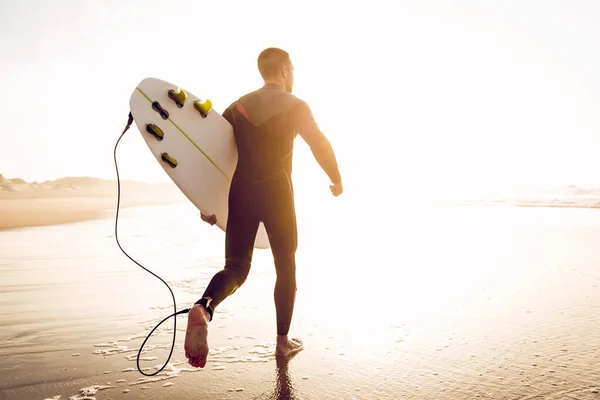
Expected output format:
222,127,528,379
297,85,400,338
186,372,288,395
184,47,343,368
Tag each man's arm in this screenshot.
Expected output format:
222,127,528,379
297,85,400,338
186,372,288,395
294,101,342,185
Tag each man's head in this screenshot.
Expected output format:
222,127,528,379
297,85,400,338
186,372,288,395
257,47,294,93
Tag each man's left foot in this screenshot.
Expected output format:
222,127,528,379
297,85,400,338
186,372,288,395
275,336,304,358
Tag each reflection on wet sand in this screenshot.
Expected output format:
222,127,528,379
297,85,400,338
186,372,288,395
263,356,297,400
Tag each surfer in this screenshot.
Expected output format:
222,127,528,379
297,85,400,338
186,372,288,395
184,48,343,368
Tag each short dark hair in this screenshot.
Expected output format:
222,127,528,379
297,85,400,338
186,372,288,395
257,48,291,80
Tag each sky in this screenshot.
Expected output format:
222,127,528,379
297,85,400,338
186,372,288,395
1,0,600,200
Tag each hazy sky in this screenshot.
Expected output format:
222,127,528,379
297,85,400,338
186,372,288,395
1,0,599,197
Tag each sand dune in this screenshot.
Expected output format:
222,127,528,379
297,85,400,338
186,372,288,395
0,175,188,230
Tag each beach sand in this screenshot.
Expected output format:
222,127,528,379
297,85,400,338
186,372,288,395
1,204,599,399
0,178,187,230
0,195,186,230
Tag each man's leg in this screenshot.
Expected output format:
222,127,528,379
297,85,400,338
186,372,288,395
262,179,303,357
185,185,260,368
197,203,260,314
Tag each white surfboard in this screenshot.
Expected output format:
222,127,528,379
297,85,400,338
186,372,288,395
129,77,270,249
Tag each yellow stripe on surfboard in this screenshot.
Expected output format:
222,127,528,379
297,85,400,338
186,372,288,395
136,87,231,181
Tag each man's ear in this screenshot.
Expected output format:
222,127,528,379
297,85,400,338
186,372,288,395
281,65,289,78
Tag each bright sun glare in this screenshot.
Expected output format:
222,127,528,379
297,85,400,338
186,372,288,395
1,1,599,201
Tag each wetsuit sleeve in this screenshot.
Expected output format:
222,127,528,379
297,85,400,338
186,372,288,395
294,101,342,183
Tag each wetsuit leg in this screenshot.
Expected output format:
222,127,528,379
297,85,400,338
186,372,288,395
261,176,298,336
198,180,260,317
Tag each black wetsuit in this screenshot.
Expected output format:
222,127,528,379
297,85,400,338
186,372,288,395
196,84,341,335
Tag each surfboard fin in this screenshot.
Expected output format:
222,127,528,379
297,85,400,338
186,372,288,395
194,99,212,118
161,152,178,168
145,124,164,141
168,87,187,108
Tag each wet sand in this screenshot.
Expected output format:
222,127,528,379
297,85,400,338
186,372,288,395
1,204,600,399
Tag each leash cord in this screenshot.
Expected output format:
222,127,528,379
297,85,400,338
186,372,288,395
113,112,190,377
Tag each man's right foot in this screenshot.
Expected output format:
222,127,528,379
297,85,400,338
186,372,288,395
184,305,210,368
275,336,304,358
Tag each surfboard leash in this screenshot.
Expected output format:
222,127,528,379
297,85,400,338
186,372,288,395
113,112,191,377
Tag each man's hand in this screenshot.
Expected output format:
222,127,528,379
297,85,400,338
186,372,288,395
200,212,217,226
330,181,343,197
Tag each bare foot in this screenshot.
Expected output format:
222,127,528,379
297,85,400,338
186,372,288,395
275,336,304,358
184,305,210,368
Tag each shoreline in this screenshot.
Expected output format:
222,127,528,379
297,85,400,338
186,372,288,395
3,196,600,232
455,201,600,209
